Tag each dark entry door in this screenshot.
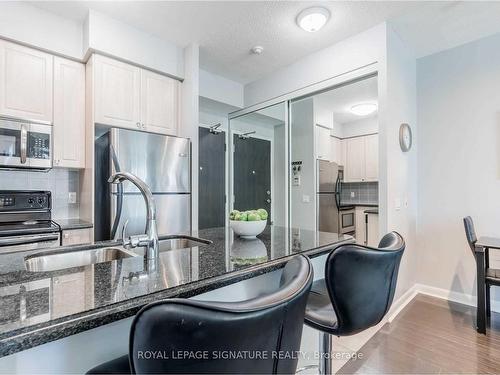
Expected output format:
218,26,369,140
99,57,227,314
233,135,271,223
199,127,226,229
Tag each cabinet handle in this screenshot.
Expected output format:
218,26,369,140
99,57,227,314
142,123,146,130
136,122,141,129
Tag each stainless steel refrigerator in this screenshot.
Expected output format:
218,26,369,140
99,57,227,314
316,160,342,233
94,128,191,241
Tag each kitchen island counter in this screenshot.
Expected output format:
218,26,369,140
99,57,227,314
0,226,352,358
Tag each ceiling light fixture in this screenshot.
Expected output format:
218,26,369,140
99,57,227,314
251,46,264,55
350,103,378,116
296,7,330,32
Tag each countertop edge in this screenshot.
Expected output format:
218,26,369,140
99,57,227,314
0,238,353,358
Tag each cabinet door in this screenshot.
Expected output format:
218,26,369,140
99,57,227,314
0,40,53,122
315,126,332,161
330,137,341,164
345,137,365,182
365,134,378,181
94,55,140,129
355,207,366,245
366,214,379,247
62,228,92,246
52,272,86,318
140,70,179,135
53,57,85,168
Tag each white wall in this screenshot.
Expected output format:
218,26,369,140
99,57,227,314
290,98,316,231
244,24,386,107
199,69,244,108
341,116,378,138
84,10,184,78
417,32,500,301
0,2,83,59
379,24,418,297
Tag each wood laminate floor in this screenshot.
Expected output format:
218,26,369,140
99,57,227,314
338,294,500,374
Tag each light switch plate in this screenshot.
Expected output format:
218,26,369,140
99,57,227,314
302,195,310,203
68,192,77,204
350,191,355,198
395,198,401,211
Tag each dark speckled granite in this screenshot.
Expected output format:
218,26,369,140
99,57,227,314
53,218,93,230
0,226,353,357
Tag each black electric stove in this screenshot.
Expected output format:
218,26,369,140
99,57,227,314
0,191,60,252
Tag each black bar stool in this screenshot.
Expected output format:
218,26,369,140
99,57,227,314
87,254,313,374
303,232,405,374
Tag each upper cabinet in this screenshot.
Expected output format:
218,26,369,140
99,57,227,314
140,69,179,135
93,55,179,136
344,134,378,182
0,40,53,123
315,125,333,161
53,57,85,169
94,55,141,129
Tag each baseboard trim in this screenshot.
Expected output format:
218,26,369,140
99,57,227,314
387,284,419,323
415,283,500,313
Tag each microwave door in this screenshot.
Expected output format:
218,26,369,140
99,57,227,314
0,121,23,167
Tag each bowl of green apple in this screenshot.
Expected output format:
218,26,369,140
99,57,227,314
229,209,268,239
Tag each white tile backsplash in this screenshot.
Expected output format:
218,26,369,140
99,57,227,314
0,168,80,219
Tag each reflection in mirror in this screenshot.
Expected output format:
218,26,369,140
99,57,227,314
290,74,379,243
229,102,287,227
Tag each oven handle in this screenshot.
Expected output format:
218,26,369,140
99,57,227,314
20,124,28,164
0,233,59,247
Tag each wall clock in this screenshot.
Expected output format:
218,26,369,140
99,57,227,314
399,123,412,152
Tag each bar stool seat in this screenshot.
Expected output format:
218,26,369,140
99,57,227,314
302,232,405,374
304,280,338,332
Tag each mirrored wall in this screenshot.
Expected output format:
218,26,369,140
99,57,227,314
228,102,288,226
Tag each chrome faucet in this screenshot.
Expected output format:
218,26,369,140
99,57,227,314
108,172,159,260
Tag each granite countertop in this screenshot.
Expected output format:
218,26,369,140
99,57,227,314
364,208,379,214
53,218,93,230
0,226,353,357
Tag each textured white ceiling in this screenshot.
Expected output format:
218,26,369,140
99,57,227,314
29,1,500,84
29,1,425,83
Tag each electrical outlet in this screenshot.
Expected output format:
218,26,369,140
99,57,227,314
350,191,355,198
68,192,77,204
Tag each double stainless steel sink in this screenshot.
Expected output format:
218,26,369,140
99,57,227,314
24,235,211,273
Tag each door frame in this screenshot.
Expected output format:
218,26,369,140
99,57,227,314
229,129,274,223
199,122,229,227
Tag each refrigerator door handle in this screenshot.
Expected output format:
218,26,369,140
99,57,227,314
110,145,124,239
335,175,341,209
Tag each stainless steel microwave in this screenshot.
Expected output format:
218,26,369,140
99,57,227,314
0,119,52,170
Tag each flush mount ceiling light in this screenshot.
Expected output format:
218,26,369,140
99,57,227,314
296,7,330,32
350,103,378,116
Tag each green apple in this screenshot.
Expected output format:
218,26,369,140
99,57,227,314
229,210,240,220
247,212,261,221
233,213,241,221
257,208,268,220
239,212,248,221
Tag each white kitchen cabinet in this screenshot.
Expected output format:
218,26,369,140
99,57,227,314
344,135,378,182
345,137,366,182
140,69,179,135
366,212,379,247
330,137,342,165
365,134,379,181
94,55,141,130
355,206,367,245
315,125,332,161
62,228,92,246
0,40,53,122
53,57,85,168
93,54,179,135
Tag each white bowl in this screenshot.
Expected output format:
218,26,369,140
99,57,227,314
229,220,267,239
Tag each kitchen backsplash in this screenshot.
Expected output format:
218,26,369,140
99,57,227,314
0,169,80,219
341,181,378,205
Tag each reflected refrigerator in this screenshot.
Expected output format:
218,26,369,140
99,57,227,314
316,160,342,233
94,128,191,241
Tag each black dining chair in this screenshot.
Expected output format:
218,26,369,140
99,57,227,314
463,216,500,320
303,232,405,375
87,254,313,374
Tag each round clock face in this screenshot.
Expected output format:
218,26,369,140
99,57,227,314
399,123,412,152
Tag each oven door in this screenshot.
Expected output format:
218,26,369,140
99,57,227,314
339,209,356,234
0,119,52,170
0,233,60,254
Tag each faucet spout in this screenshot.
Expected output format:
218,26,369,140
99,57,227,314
109,172,159,259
